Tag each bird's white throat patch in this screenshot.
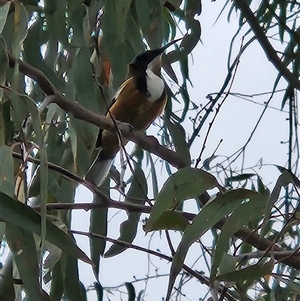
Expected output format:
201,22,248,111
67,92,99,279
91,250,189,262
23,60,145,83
146,69,165,102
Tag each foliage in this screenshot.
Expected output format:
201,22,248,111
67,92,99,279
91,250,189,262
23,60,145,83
0,0,299,300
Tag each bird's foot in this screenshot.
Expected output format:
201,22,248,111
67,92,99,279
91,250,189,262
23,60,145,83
118,122,135,135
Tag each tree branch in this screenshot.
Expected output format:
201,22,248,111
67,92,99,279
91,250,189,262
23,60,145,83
71,230,238,301
8,53,187,169
9,52,300,271
234,0,300,90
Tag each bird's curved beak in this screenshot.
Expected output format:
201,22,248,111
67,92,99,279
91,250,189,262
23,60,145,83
150,38,183,75
159,37,183,54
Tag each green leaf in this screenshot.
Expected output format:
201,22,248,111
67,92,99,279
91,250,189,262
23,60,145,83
68,122,78,165
202,155,218,170
166,120,191,165
50,261,64,301
2,1,28,56
44,0,68,47
94,282,104,301
145,167,219,232
137,289,144,301
185,0,202,16
166,189,258,300
225,173,256,183
216,260,274,282
288,279,300,295
145,211,189,232
0,2,10,34
3,84,49,263
66,47,101,174
144,0,164,48
64,249,87,301
262,167,300,235
180,16,201,55
210,194,266,282
0,255,15,301
278,1,287,43
125,16,144,55
162,8,177,40
0,35,8,104
218,253,237,275
147,152,159,197
89,191,108,278
23,14,66,91
102,0,131,87
125,282,136,301
135,0,151,32
5,223,52,301
0,191,91,264
105,163,147,257
0,145,14,197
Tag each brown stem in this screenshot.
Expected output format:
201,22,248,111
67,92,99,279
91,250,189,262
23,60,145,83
233,0,300,90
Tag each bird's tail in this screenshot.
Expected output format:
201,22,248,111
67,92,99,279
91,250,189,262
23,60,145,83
85,157,113,186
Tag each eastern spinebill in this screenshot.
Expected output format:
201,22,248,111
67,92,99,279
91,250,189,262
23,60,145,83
85,38,182,186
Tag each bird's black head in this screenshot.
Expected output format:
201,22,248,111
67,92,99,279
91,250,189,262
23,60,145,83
130,49,162,73
129,38,182,75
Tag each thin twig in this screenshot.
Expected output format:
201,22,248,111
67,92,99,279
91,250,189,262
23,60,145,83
195,37,244,168
234,0,300,90
71,230,238,301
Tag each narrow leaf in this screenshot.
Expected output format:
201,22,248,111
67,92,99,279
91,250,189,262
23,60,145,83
6,223,52,301
89,191,108,277
0,145,14,197
210,194,266,282
0,191,91,264
145,167,219,232
166,189,258,300
105,164,147,257
262,168,299,234
125,282,136,301
0,2,10,34
216,260,274,282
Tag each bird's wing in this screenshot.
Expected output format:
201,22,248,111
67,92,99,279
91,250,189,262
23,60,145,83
95,78,133,148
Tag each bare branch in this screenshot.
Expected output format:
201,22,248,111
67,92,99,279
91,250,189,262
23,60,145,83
234,0,300,90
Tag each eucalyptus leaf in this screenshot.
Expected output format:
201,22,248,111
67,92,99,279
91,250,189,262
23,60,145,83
0,191,91,264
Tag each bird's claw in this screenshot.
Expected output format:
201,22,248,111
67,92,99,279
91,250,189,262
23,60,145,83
118,122,135,134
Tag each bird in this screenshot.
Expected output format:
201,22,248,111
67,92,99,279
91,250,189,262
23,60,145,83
85,38,182,186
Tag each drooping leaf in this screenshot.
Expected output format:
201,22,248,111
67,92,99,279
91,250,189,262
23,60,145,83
0,145,14,197
210,194,266,283
144,0,164,48
50,261,64,301
6,223,52,301
2,1,28,56
165,119,191,166
94,282,104,301
125,282,136,301
0,191,91,264
166,189,258,300
185,0,202,16
64,249,88,301
0,2,10,34
105,163,147,257
145,167,220,232
0,36,8,102
216,260,274,283
145,211,189,232
102,0,132,87
262,167,300,235
89,189,108,278
0,255,15,301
